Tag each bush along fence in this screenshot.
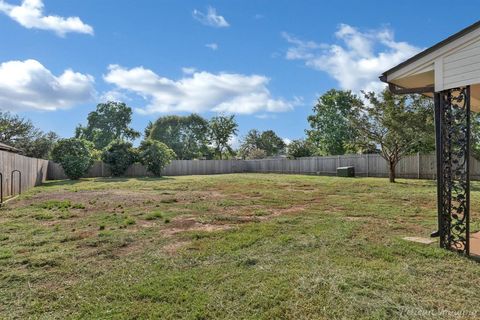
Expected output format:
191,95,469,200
0,150,49,200
46,152,480,181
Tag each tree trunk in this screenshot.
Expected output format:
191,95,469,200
388,160,396,183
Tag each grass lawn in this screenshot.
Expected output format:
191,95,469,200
1,174,480,319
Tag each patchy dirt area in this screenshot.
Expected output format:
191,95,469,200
4,175,480,319
165,217,233,235
15,189,224,210
3,179,317,262
162,240,191,254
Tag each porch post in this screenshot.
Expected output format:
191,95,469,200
435,86,470,255
434,92,444,245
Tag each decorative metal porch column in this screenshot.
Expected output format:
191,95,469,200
435,86,470,255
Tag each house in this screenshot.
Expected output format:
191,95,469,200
381,20,480,110
381,20,480,257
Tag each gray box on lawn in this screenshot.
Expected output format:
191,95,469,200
337,166,355,177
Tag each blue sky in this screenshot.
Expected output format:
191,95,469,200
0,0,479,145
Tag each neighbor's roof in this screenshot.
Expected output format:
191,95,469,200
0,142,22,153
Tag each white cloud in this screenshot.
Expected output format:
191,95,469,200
205,43,218,51
104,65,299,115
192,6,229,28
255,113,277,120
0,59,95,111
182,67,197,75
100,90,129,102
0,0,93,36
283,138,292,145
283,24,421,93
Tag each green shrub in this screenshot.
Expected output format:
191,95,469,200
139,139,176,177
51,138,94,180
102,140,137,176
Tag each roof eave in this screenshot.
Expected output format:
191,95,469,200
381,19,480,79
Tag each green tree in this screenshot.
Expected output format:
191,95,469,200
139,139,176,176
0,112,34,145
0,112,58,159
259,130,286,156
287,139,314,159
245,148,267,159
148,114,209,160
51,138,94,180
102,140,137,176
351,89,434,183
307,89,362,155
238,129,286,159
208,114,238,159
238,129,261,159
144,121,154,138
76,102,140,150
22,132,59,159
471,113,480,160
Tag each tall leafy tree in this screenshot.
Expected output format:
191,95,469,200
238,129,286,158
148,114,210,160
471,113,480,160
307,89,362,155
238,129,261,159
350,89,434,183
208,114,238,159
144,121,154,138
464,111,480,160
245,148,267,159
22,131,59,159
0,112,34,145
287,139,314,159
75,102,140,150
0,111,58,159
259,130,286,156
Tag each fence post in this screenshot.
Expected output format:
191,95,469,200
366,154,369,177
417,152,421,179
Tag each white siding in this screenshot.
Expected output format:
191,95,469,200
443,38,480,89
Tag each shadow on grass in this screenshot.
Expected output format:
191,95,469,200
391,179,480,194
42,179,84,187
391,180,436,187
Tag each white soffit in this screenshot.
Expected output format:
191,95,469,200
382,21,480,91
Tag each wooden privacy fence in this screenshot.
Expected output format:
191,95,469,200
243,154,438,179
46,153,480,180
0,150,49,199
47,159,247,179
